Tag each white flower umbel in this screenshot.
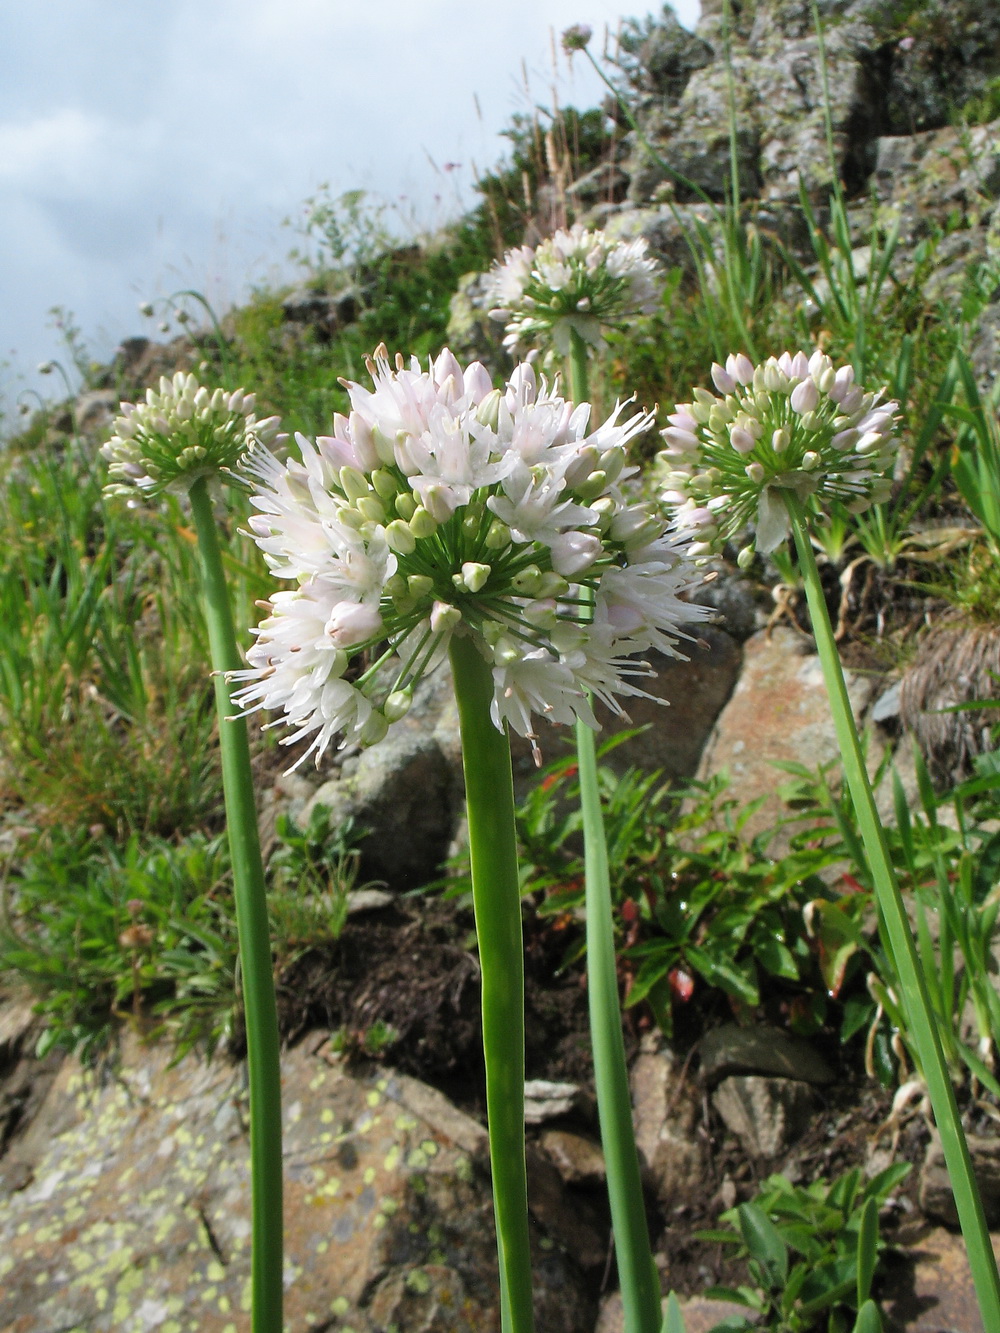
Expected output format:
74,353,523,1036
486,225,663,358
233,346,710,768
102,370,282,500
657,350,900,564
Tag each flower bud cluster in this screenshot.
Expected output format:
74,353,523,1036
657,350,899,562
232,346,710,768
486,225,663,358
102,371,282,500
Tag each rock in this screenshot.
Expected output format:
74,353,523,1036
596,1291,753,1333
445,271,506,372
566,162,630,208
346,887,395,915
73,388,120,434
699,1022,834,1086
881,1224,1000,1333
303,730,456,889
630,1044,706,1211
691,573,761,643
695,626,883,853
873,119,1000,237
920,1131,1000,1228
712,1075,815,1158
280,284,359,338
0,1033,594,1332
539,1129,606,1186
524,1080,580,1125
613,10,714,103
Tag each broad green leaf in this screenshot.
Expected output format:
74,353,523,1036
737,1204,788,1287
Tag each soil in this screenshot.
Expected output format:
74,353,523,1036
266,891,949,1310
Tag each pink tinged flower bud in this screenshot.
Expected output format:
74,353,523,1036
464,361,494,403
828,365,855,404
661,428,701,453
564,445,600,488
726,352,754,385
840,386,865,415
325,602,384,647
772,427,790,453
855,431,883,455
806,349,829,379
831,426,859,451
858,409,895,434
790,378,819,414
549,531,602,577
668,409,700,432
348,412,379,471
730,427,756,454
711,362,736,395
611,507,660,545
523,598,558,628
745,462,765,484
422,484,457,524
430,601,462,634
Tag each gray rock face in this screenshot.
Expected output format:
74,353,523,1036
920,1131,1000,1228
695,626,884,853
699,1022,835,1086
303,729,457,889
630,1043,706,1211
0,1032,595,1333
712,1074,815,1158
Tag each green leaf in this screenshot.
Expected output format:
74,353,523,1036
755,933,800,980
852,1299,883,1333
856,1197,879,1304
737,1203,788,1287
662,1291,687,1333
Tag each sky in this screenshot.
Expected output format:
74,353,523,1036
1,0,699,415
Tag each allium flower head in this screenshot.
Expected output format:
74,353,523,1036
562,23,593,52
232,346,710,768
102,371,282,500
657,350,900,564
486,225,663,358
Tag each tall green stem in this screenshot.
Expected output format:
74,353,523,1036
449,633,534,1333
189,477,283,1333
785,493,1000,1331
569,328,661,1333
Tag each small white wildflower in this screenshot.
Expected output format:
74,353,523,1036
232,345,710,769
657,350,900,558
486,225,663,358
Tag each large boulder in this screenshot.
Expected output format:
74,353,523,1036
0,1031,595,1332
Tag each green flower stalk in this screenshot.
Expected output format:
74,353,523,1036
493,219,676,1332
103,373,285,1333
569,328,663,1333
232,346,710,1333
661,350,1000,1332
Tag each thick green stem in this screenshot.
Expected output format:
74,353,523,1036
785,494,1000,1331
568,330,661,1333
449,634,534,1333
189,477,283,1333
